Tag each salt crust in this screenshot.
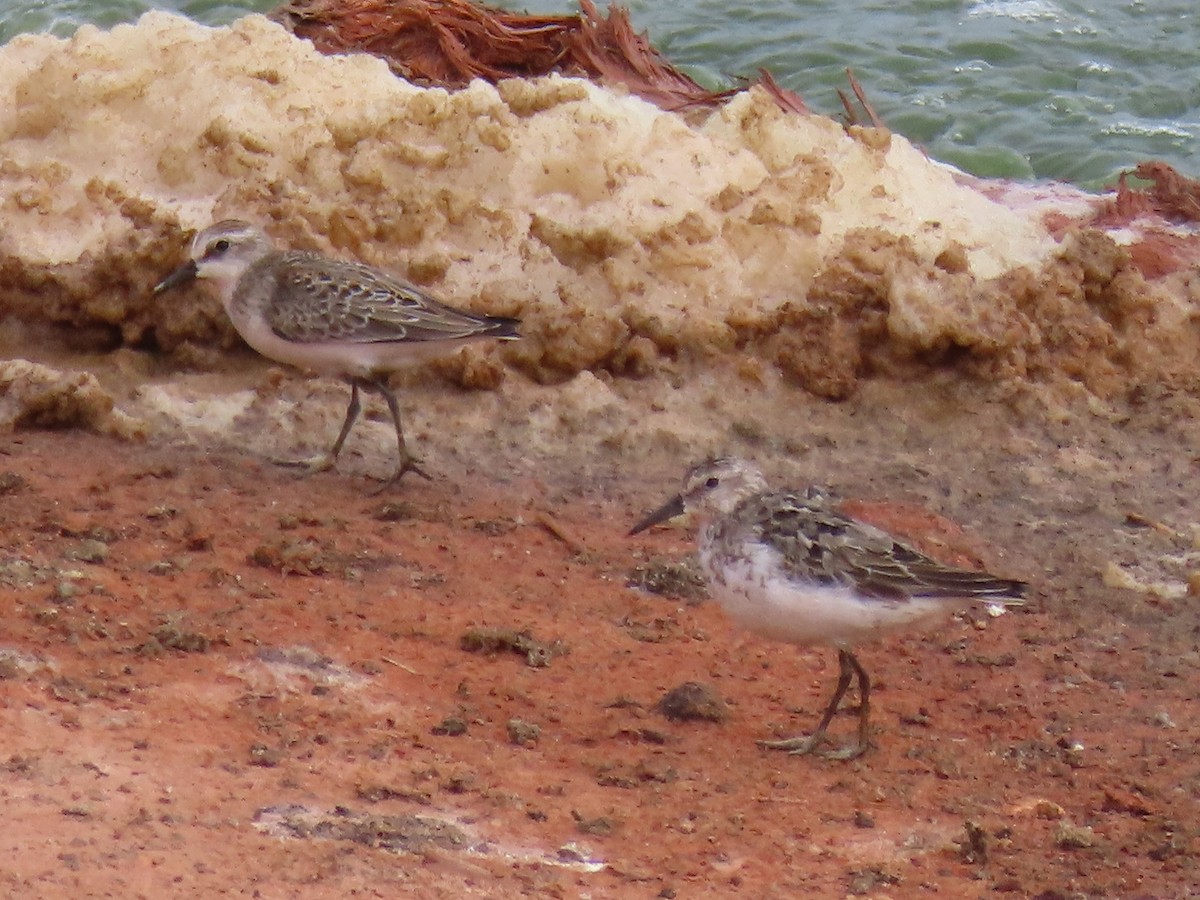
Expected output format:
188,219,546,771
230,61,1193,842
0,11,1059,376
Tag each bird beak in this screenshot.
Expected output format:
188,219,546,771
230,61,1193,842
629,493,685,536
153,259,198,295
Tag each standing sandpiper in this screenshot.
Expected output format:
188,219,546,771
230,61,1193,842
631,457,1027,760
155,220,520,488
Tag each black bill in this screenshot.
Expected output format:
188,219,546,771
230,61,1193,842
628,493,685,536
153,258,198,295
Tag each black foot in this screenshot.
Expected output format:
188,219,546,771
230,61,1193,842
367,455,432,494
757,734,869,761
271,453,336,474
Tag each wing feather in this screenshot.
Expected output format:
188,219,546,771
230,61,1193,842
727,491,1026,604
264,253,514,344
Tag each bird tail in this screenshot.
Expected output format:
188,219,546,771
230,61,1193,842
948,574,1028,605
485,315,522,340
971,577,1027,605
909,568,1028,604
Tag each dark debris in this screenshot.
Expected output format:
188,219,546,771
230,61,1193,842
459,626,566,668
655,681,728,723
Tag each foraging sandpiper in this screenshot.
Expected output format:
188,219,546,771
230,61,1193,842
155,220,520,488
631,457,1027,760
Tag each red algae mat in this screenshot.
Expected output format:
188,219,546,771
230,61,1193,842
0,430,1194,896
272,0,808,113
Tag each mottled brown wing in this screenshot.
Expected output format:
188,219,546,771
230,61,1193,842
832,533,1027,602
265,252,515,344
742,492,1026,604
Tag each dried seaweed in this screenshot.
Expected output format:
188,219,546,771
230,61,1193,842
271,0,811,114
1130,161,1200,222
836,68,880,127
1097,161,1200,226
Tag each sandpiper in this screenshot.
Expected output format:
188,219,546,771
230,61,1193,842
155,220,520,488
631,457,1027,760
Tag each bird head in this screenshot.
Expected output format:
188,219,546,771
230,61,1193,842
629,457,768,535
154,220,275,304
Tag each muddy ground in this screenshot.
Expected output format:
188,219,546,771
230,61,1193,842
0,368,1197,898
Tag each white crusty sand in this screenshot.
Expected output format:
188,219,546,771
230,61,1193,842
0,11,1195,470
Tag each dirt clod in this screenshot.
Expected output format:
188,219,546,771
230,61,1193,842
506,718,541,746
66,539,108,564
432,715,468,736
848,866,901,895
0,471,26,495
627,558,708,603
959,819,988,863
459,626,565,667
655,682,728,723
1054,821,1098,850
145,620,212,654
248,744,284,768
262,807,469,853
572,811,616,836
249,538,331,576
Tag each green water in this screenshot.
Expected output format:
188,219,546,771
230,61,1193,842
3,0,1197,189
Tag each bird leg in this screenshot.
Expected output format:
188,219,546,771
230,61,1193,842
271,380,363,473
845,651,871,759
367,377,431,493
758,649,872,761
272,377,430,489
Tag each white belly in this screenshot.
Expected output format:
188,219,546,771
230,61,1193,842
231,313,476,378
701,541,956,647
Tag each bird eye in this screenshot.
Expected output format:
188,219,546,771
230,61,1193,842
210,239,231,255
704,476,720,489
